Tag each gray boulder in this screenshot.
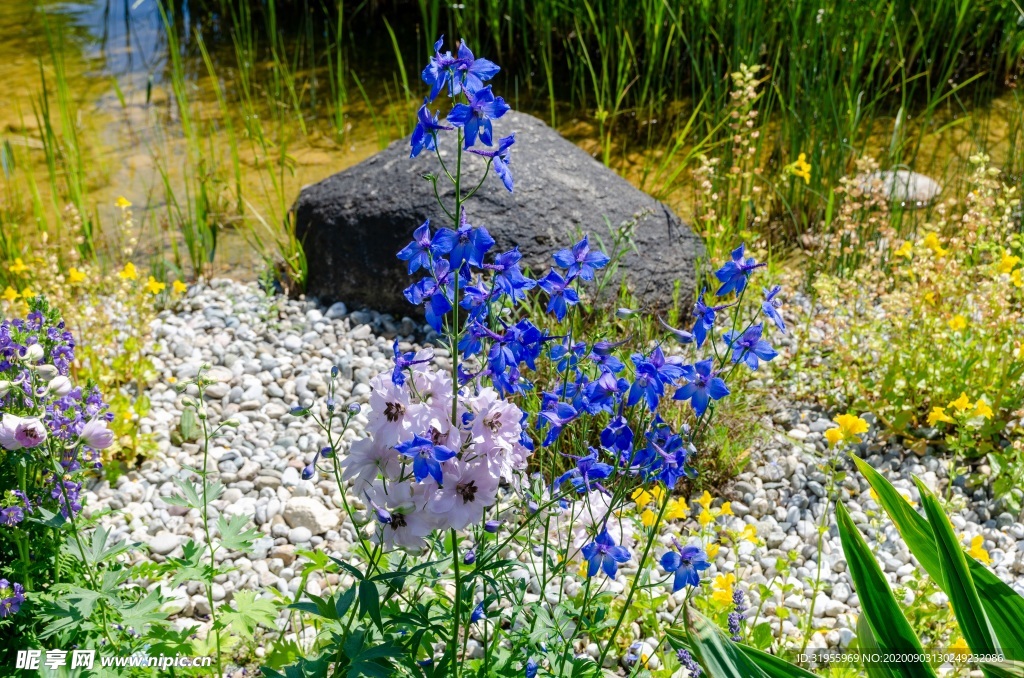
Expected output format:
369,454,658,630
858,170,941,207
293,111,704,316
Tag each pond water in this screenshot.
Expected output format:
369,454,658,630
0,1,1020,282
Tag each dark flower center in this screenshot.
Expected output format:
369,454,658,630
485,413,503,433
456,480,478,503
391,513,408,530
384,401,405,422
430,427,445,445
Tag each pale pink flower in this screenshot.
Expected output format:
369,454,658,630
0,415,47,450
365,376,412,447
426,458,500,530
367,480,436,551
81,419,114,450
341,438,403,495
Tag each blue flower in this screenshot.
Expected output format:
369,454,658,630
762,285,785,332
455,40,501,94
722,323,778,370
692,289,733,348
538,398,577,447
554,449,614,492
552,235,610,282
394,434,457,484
468,133,515,192
0,506,23,526
525,658,539,678
403,258,455,331
653,435,697,487
448,85,510,148
714,243,766,296
538,269,580,321
434,210,496,271
673,358,729,417
421,36,461,100
460,284,493,323
410,103,454,158
397,220,450,274
626,347,689,411
660,543,710,591
600,415,634,455
392,339,432,386
580,371,626,415
582,528,631,578
588,338,627,373
471,601,486,623
485,248,536,304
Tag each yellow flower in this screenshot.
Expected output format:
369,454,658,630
698,510,713,528
7,258,28,274
893,241,913,259
739,524,758,543
145,276,166,295
650,485,665,504
927,406,955,426
697,491,713,512
922,233,948,257
967,535,991,565
631,487,653,508
68,267,86,284
998,252,1021,274
720,502,733,517
924,291,936,305
950,637,970,658
711,573,736,606
118,262,138,280
948,392,972,412
172,279,188,295
21,287,34,299
640,509,656,528
706,542,720,559
790,153,811,184
665,498,688,521
972,399,993,420
578,560,589,578
115,196,132,209
1012,269,1023,288
1,286,19,303
948,315,967,331
167,376,178,384
825,414,870,447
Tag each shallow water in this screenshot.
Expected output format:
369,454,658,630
0,1,1020,282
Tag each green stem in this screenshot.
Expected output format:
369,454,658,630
196,390,223,677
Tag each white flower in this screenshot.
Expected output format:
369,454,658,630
0,414,47,450
47,375,73,397
81,419,114,449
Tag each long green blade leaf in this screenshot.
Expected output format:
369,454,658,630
916,478,1000,665
852,456,1024,661
836,501,936,678
684,606,771,678
740,644,818,678
857,613,902,678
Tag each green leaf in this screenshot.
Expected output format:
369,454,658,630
915,479,1000,660
852,456,1024,661
359,580,383,631
739,644,817,678
69,526,131,567
220,591,278,638
217,513,260,553
835,501,935,678
980,661,1024,678
118,590,169,632
180,406,198,441
857,613,900,678
684,606,771,678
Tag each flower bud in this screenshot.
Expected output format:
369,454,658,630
0,381,12,398
48,375,73,397
34,364,59,382
484,520,501,533
347,403,361,415
22,344,44,363
374,506,392,525
301,463,316,480
463,549,476,565
319,446,333,459
81,419,114,450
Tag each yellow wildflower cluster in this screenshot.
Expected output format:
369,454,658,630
824,414,869,447
788,153,812,184
927,393,993,426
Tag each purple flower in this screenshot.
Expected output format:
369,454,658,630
538,399,577,447
0,506,24,526
403,258,455,331
463,549,476,565
448,85,510,148
660,543,710,591
722,323,778,370
0,415,46,450
677,649,703,676
484,519,501,533
410,104,454,158
762,285,785,332
434,210,495,271
582,528,631,578
0,579,25,618
468,133,515,192
673,358,730,417
485,248,536,304
301,463,316,480
692,289,733,348
554,450,614,493
600,415,634,454
729,588,747,641
552,235,610,282
392,339,432,386
397,220,450,274
394,434,457,485
81,419,114,450
421,36,461,100
714,243,766,296
538,270,580,321
454,41,500,94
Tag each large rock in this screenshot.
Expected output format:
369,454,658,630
858,170,941,207
282,496,340,534
293,111,704,315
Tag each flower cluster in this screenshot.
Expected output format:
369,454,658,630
339,357,532,550
0,299,113,532
0,578,25,618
